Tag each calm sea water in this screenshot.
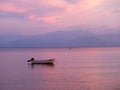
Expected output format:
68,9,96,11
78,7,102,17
0,47,120,90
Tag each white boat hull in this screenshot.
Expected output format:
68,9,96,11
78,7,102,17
30,59,55,64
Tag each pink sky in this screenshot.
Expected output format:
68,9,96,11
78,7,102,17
0,0,120,34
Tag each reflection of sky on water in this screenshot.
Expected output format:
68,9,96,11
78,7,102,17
0,47,120,90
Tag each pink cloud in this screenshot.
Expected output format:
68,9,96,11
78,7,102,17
102,8,120,16
28,14,63,23
0,0,70,23
0,0,120,26
0,2,27,13
0,0,101,23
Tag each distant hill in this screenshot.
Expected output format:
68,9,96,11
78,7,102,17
0,28,120,47
0,33,29,44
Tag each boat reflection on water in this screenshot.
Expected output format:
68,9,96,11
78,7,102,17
28,63,55,69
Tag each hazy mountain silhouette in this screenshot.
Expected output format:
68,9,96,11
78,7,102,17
0,33,29,44
0,28,120,47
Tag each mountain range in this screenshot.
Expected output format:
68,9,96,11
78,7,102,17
0,27,120,47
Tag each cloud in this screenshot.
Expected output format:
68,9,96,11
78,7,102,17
1,0,99,23
102,8,120,16
0,0,120,26
27,14,63,23
0,0,105,24
64,0,80,4
0,0,69,23
0,0,120,35
0,11,25,18
0,2,27,13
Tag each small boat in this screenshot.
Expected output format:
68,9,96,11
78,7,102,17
27,58,55,64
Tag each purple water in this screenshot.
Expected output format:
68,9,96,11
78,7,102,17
0,47,120,90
